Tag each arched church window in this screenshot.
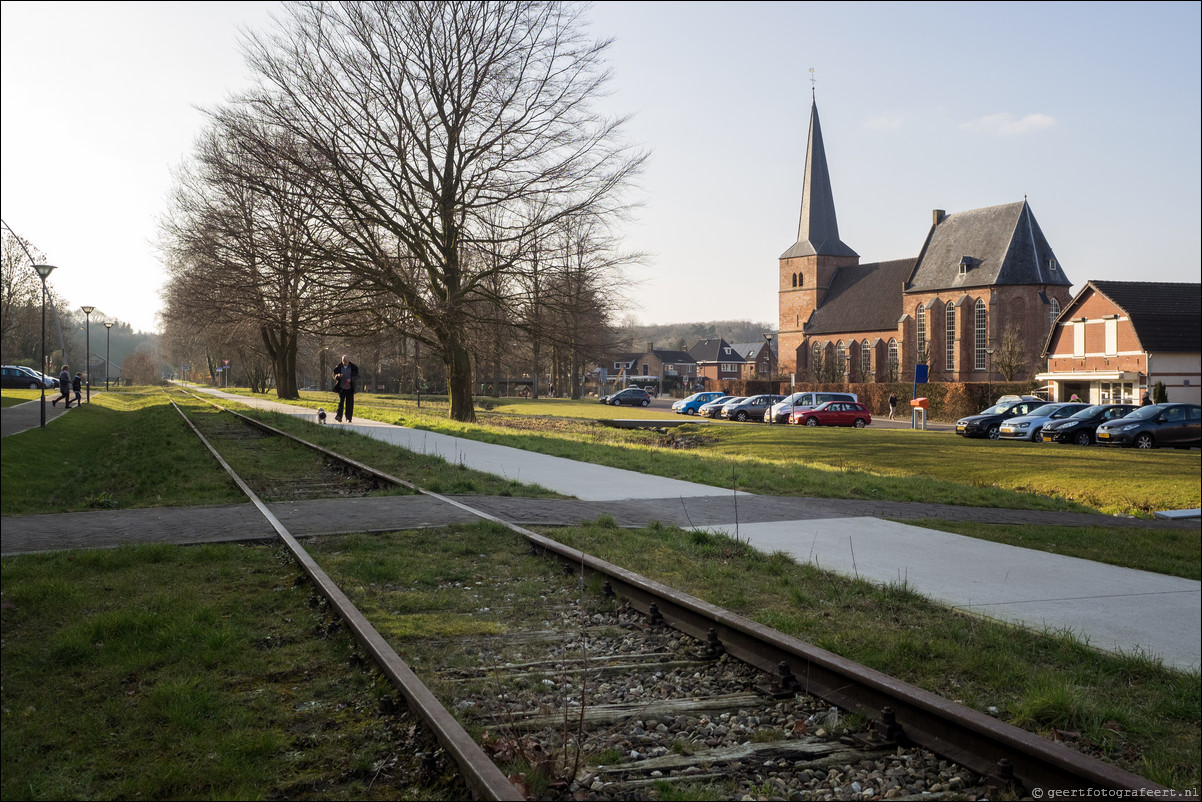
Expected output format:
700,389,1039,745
1049,298,1060,330
945,301,956,372
792,273,798,287
974,299,988,371
916,305,927,362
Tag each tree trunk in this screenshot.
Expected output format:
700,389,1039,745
261,324,300,399
445,335,476,422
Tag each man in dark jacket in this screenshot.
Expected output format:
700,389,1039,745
52,364,72,408
332,355,359,423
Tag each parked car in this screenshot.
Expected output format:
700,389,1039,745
1095,403,1201,449
1042,404,1139,445
1,365,55,389
20,367,59,389
721,394,785,422
713,396,747,419
672,391,725,415
698,395,738,418
955,398,1051,440
997,402,1090,442
600,387,651,407
790,400,872,427
765,391,859,424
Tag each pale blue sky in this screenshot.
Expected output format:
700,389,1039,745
3,1,1199,334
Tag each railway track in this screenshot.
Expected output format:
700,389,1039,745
167,389,1185,800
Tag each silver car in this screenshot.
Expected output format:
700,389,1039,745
998,402,1090,442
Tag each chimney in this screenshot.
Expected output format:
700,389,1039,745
647,342,654,354
933,209,946,226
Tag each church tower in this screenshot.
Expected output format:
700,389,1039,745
778,99,859,374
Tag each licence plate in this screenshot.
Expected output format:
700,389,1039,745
956,425,966,432
1098,431,1110,439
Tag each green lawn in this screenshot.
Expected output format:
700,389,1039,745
214,388,1201,516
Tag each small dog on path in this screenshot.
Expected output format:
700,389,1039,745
317,407,327,424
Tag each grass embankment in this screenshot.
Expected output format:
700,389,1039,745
0,389,562,517
223,388,1201,517
0,541,466,801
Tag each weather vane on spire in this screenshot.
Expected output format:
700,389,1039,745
809,67,816,101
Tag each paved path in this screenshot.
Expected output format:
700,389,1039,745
2,388,1198,670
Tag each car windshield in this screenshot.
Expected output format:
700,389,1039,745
979,403,1010,415
1123,405,1164,421
1068,405,1105,419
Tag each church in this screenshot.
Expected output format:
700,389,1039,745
777,100,1074,384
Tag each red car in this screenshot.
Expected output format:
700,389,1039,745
790,401,872,428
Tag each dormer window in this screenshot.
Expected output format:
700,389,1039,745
958,256,972,276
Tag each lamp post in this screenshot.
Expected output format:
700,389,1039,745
985,347,996,404
104,322,114,390
33,264,57,427
762,332,775,380
81,306,95,402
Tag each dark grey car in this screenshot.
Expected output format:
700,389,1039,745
721,394,785,422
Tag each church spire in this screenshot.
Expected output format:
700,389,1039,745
780,99,858,259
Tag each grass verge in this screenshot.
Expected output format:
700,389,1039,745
0,541,467,800
907,520,1202,580
216,388,1202,517
0,389,246,515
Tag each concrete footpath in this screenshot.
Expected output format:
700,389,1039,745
2,389,1198,670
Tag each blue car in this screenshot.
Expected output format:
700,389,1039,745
672,391,724,415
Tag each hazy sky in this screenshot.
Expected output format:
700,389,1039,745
2,1,1199,335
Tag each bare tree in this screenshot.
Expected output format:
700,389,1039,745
159,120,365,398
0,233,45,364
219,0,644,420
993,322,1032,381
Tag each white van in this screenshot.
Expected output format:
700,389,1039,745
765,391,859,423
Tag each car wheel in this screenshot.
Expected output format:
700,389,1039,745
736,411,748,422
641,399,649,407
1032,427,1044,443
1135,433,1155,449
805,417,819,426
986,425,1000,440
686,408,696,415
853,418,866,428
28,382,39,390
1074,431,1092,446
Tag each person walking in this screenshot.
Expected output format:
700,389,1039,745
71,372,83,406
1140,393,1153,407
52,364,72,408
332,355,359,422
888,392,898,420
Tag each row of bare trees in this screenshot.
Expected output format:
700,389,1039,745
158,1,644,420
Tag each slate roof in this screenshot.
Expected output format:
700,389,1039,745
805,259,917,336
646,349,696,365
730,342,771,361
688,338,745,364
905,201,1071,293
1087,281,1201,353
779,101,858,260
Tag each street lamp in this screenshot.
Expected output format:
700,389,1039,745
33,264,57,427
762,332,775,379
81,306,95,403
104,321,114,390
985,347,996,403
